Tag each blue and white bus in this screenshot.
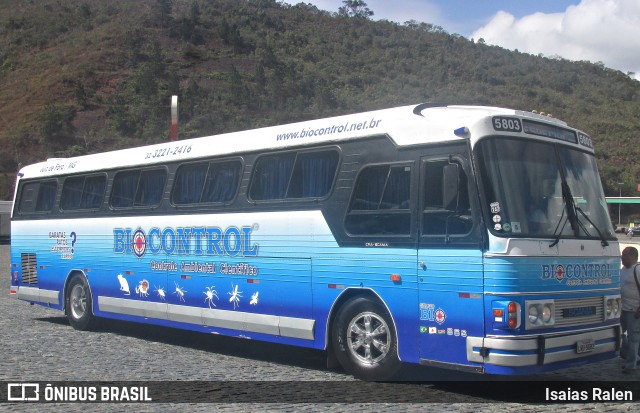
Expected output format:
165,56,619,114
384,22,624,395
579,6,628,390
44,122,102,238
9,104,621,379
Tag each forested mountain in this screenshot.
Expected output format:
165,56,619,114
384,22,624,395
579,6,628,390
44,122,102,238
1,0,639,210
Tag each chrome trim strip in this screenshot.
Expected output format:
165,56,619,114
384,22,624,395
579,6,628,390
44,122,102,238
486,324,620,339
98,296,314,340
467,327,617,366
16,286,59,305
484,288,619,296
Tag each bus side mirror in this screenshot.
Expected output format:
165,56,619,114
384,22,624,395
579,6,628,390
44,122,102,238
443,164,459,211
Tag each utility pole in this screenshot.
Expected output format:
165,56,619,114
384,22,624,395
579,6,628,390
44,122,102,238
618,182,624,225
171,95,178,141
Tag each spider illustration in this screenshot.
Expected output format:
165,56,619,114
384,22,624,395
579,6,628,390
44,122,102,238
203,286,219,308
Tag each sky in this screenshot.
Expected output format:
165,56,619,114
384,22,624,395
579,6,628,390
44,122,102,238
296,0,640,80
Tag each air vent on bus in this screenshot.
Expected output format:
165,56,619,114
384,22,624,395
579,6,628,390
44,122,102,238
21,253,38,285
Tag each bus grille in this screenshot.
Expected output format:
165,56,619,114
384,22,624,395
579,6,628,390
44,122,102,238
553,296,603,327
21,253,38,285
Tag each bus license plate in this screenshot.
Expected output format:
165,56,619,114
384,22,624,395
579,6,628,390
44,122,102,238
576,338,595,354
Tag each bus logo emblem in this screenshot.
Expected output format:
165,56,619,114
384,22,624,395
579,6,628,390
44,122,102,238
555,265,565,282
132,229,147,258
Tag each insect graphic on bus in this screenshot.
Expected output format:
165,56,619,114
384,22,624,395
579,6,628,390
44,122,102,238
155,285,166,301
250,291,259,305
174,282,187,302
204,286,219,308
228,284,242,309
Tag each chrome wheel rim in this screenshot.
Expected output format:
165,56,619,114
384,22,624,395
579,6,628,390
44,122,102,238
347,311,390,364
70,284,86,320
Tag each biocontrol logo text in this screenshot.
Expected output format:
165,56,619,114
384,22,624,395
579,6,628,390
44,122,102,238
276,118,382,141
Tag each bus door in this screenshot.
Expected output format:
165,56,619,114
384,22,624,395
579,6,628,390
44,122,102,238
417,153,484,368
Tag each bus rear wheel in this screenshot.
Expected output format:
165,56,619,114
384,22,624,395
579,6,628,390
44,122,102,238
331,297,400,381
65,274,98,331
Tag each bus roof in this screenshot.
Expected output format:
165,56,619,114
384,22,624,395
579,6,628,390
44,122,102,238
17,104,582,180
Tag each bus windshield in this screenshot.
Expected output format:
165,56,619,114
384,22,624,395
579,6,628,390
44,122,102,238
477,137,615,240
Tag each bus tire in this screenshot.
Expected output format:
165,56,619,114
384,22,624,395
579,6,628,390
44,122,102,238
331,297,400,381
65,274,98,331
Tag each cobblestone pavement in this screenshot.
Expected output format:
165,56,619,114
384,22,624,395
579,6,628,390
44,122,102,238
1,245,638,412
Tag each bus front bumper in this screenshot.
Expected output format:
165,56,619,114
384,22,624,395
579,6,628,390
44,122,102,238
466,326,620,367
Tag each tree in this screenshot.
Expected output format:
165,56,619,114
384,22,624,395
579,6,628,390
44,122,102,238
338,0,374,19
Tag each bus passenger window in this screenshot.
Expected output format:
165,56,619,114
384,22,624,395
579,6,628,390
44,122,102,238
346,164,411,235
250,153,296,200
110,168,166,208
110,170,140,208
36,181,58,212
173,163,208,204
18,182,38,213
135,169,166,207
201,161,242,203
287,150,339,199
249,149,339,201
173,160,242,205
17,181,57,213
60,175,106,210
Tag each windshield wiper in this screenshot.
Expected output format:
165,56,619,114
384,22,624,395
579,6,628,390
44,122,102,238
549,208,567,248
549,181,579,248
575,207,609,247
561,181,580,237
549,181,609,248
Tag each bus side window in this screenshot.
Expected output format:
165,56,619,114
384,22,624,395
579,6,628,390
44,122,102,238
135,169,166,207
249,149,339,201
172,160,242,205
110,168,166,209
60,175,106,210
18,182,38,213
422,160,472,236
345,164,412,236
110,170,140,208
201,160,242,203
287,150,339,199
36,181,58,212
250,153,296,200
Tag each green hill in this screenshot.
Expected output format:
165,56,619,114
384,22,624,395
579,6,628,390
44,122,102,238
1,0,639,212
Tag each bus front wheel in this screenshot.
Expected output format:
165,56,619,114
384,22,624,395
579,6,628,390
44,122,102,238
331,297,401,380
65,275,98,331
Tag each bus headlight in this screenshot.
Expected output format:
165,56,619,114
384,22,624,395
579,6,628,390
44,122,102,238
528,306,539,324
604,295,622,320
525,300,555,329
541,304,552,323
